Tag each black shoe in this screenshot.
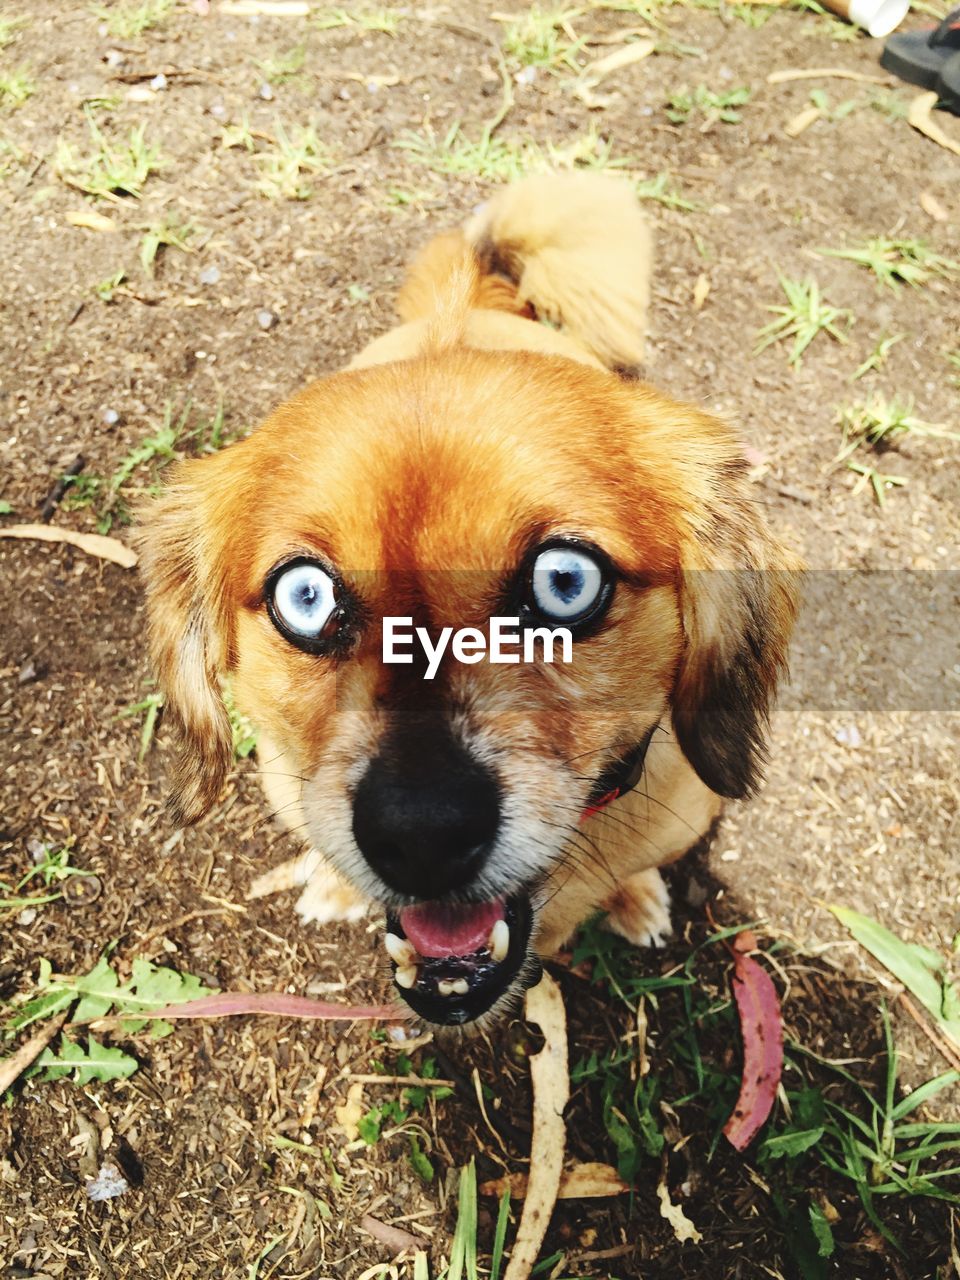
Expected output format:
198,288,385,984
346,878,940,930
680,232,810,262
935,47,960,114
881,8,960,90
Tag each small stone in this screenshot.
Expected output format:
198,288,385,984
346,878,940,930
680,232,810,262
17,908,37,926
515,65,537,87
258,82,274,101
199,265,221,286
210,101,227,119
257,308,279,331
17,660,39,685
150,73,168,92
27,838,46,861
834,725,862,749
102,407,120,427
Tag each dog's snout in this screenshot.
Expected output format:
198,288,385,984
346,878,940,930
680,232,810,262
352,734,500,897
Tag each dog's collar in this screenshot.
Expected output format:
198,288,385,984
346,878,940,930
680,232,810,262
581,726,656,821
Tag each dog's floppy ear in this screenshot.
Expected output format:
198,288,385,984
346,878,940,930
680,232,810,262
137,467,234,826
671,474,800,801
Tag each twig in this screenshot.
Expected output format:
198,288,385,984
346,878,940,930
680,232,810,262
0,1011,68,1094
898,991,960,1073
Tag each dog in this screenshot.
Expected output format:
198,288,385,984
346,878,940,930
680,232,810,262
139,173,800,1027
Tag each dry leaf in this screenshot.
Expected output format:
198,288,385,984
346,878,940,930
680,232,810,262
657,1178,702,1243
767,67,889,85
574,40,655,108
504,972,569,1280
335,1081,366,1140
480,1161,628,1200
784,105,822,138
722,950,784,1151
692,273,710,312
919,191,948,222
142,991,402,1021
0,524,138,568
65,210,117,233
909,92,960,158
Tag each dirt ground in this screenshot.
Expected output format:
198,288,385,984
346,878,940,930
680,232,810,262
1,1,959,1277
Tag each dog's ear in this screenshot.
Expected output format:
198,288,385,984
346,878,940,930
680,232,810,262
137,467,234,826
671,473,800,800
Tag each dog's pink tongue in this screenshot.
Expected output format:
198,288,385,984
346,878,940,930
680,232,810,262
399,899,505,959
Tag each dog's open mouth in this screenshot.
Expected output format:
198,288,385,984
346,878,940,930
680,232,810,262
384,895,537,1025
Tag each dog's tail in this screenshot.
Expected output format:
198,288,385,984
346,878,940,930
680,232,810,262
396,172,652,372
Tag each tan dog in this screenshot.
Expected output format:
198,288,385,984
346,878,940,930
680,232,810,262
140,174,799,1026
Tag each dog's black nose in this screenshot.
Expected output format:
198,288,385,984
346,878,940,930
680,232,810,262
352,731,500,897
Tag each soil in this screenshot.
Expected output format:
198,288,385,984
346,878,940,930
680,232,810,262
1,2,959,1278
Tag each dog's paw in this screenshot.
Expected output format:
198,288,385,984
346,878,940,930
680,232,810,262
602,868,672,949
295,859,369,927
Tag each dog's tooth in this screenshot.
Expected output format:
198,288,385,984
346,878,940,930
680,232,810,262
437,979,460,997
489,919,510,963
385,932,416,967
450,977,469,996
394,964,418,990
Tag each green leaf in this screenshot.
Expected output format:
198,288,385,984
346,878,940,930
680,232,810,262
407,1134,434,1183
447,1159,478,1280
808,1202,835,1258
890,1070,960,1122
490,1190,511,1280
828,906,960,1044
759,1126,825,1161
35,1034,138,1085
357,1107,382,1145
0,500,12,514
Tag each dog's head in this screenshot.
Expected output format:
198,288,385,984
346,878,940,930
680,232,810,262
140,349,798,1025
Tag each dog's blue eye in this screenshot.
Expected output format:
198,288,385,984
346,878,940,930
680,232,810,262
270,562,337,639
530,546,605,622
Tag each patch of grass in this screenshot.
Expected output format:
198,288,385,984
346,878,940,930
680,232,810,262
54,112,163,199
851,333,904,380
869,90,912,119
396,123,542,183
666,83,751,125
808,87,860,120
356,1052,453,1184
313,6,401,33
256,121,331,200
755,275,851,366
836,394,959,458
0,843,83,913
64,401,232,532
501,5,587,72
90,0,173,39
396,122,629,183
819,236,958,290
117,686,165,761
634,171,699,211
94,269,128,301
254,43,306,86
571,918,960,1256
0,133,26,178
221,114,257,151
0,67,35,108
0,14,28,48
139,215,201,275
383,184,436,209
